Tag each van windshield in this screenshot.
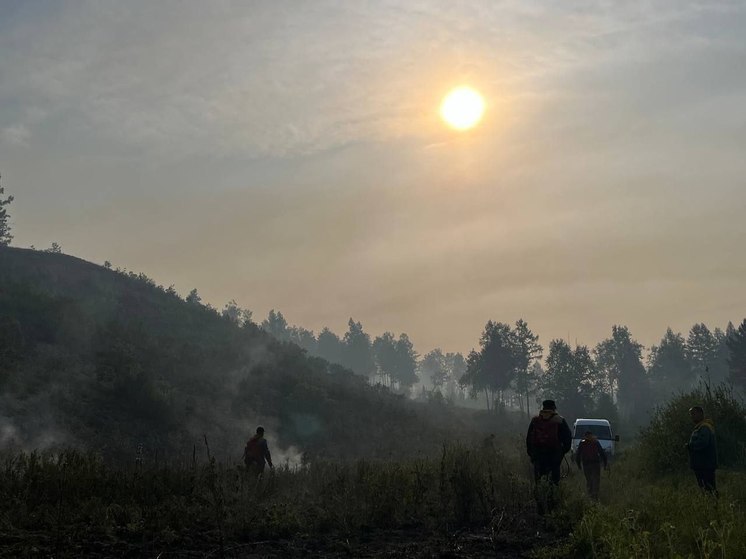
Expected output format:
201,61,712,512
574,424,612,440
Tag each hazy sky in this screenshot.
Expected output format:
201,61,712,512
2,1,745,354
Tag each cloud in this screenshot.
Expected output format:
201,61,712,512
1,124,30,147
1,1,739,159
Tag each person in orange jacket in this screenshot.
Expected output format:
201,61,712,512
243,426,274,478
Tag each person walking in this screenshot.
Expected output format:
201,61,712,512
575,430,608,500
526,400,572,514
686,406,718,495
243,426,274,478
526,399,572,485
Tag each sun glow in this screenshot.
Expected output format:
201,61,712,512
439,86,485,130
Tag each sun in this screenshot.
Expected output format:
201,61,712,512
439,86,485,130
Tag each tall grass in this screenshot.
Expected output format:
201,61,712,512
4,400,745,558
561,458,746,558
0,442,541,556
557,384,746,558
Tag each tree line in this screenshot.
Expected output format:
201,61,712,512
252,307,746,423
3,176,744,423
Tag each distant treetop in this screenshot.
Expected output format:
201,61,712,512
0,174,14,247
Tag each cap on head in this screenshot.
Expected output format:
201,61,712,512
689,406,704,415
542,399,557,410
584,430,593,436
256,425,265,435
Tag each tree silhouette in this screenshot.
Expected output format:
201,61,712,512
444,352,466,400
686,323,718,382
420,349,448,391
709,326,731,384
648,328,690,394
460,349,488,408
261,309,289,341
288,326,317,354
459,320,523,410
393,333,418,390
185,288,202,305
726,319,746,389
373,332,398,386
317,327,344,364
479,321,520,408
221,300,252,326
511,319,543,417
0,174,13,247
542,340,596,420
342,318,375,378
594,325,649,420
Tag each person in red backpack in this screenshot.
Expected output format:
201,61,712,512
575,430,608,500
243,426,274,478
526,400,572,485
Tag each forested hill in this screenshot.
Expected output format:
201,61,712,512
0,247,469,463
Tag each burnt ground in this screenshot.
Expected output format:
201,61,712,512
1,527,563,558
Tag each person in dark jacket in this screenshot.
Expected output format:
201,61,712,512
243,426,274,478
526,400,572,485
686,406,717,494
575,430,608,500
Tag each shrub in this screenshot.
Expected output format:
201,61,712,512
637,383,746,475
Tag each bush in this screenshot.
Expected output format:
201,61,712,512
637,383,746,475
562,460,746,559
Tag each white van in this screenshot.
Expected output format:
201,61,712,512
571,418,620,457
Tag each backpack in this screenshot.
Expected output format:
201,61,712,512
244,436,263,464
531,416,561,451
579,440,601,462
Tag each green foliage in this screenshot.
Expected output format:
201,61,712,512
563,462,746,559
637,384,746,475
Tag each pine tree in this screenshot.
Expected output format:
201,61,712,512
594,325,649,419
342,319,375,378
648,328,690,392
726,319,746,389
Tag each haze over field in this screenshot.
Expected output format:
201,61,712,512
2,1,745,353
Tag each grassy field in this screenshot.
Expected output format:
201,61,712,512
1,441,745,558
558,455,746,559
0,441,546,558
552,384,746,559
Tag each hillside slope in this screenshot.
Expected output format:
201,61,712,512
0,248,472,462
